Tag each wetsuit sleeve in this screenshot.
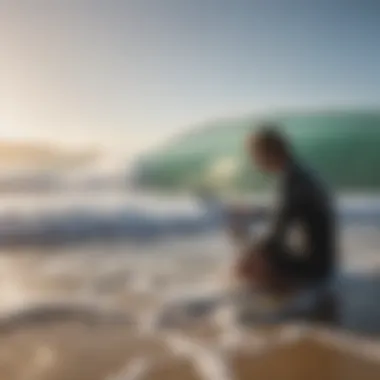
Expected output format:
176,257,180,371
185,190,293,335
265,181,307,258
266,181,317,278
269,184,298,244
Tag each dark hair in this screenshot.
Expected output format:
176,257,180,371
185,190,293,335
250,124,291,159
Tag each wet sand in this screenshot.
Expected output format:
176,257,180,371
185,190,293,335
0,321,379,380
0,275,379,380
0,229,379,379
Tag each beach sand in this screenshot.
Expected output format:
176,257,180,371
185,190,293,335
0,321,379,380
0,230,379,379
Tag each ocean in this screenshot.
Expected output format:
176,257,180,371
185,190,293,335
0,191,379,379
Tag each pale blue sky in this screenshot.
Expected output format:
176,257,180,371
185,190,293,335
0,0,379,161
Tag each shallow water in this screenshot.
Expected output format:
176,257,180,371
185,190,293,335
0,193,379,379
0,226,379,326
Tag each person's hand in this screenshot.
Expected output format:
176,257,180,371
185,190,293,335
233,249,270,286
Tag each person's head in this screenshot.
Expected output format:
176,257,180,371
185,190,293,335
247,125,292,173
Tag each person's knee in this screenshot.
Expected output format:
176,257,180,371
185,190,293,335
234,243,270,284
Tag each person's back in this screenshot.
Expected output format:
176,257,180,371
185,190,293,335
235,125,337,291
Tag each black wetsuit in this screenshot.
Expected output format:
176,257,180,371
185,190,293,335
265,160,336,282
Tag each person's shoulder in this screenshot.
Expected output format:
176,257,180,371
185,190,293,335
289,161,332,200
286,161,312,187
291,161,320,185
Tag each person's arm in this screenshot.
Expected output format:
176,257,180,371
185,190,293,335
266,175,305,248
269,197,293,243
266,181,312,268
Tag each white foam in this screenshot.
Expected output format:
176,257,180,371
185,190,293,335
166,334,232,380
107,357,149,380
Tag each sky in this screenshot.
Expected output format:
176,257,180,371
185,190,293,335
0,0,379,166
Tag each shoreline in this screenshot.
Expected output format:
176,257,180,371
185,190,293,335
0,319,379,380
